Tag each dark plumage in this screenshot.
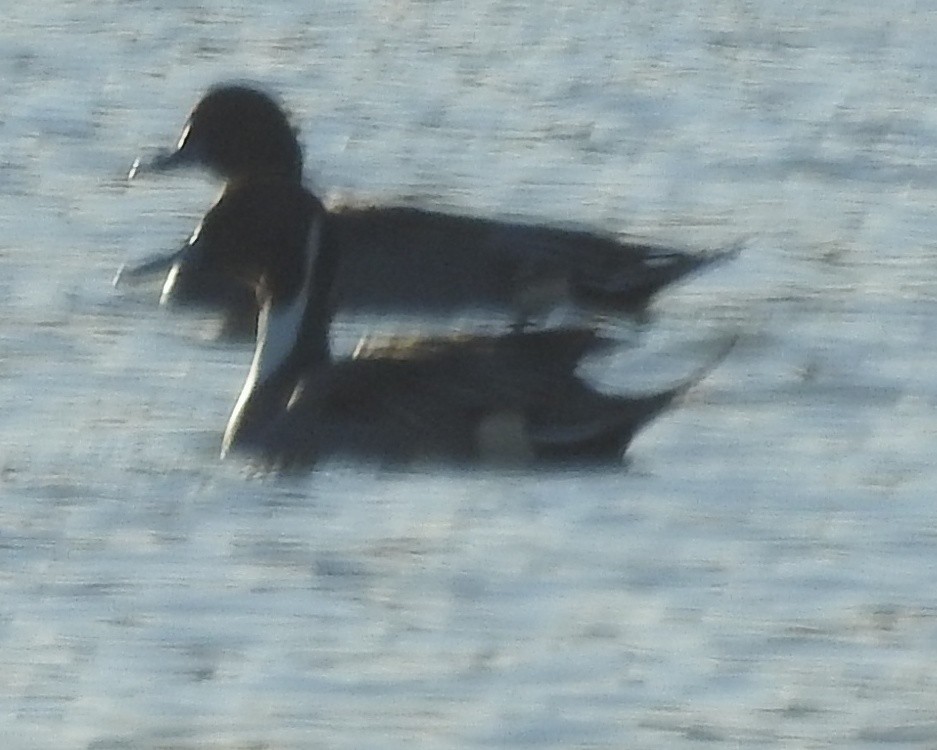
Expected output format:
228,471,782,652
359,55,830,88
163,179,732,470
122,83,739,333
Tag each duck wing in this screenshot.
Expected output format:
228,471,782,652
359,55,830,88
326,205,740,320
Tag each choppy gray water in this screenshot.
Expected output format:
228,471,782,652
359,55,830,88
3,1,937,747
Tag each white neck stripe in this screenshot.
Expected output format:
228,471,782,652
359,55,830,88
223,214,322,454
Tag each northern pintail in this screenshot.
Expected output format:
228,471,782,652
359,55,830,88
121,83,739,333
163,178,731,469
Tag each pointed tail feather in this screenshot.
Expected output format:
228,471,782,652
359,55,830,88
576,239,744,309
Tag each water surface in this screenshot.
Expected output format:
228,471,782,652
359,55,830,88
2,1,937,747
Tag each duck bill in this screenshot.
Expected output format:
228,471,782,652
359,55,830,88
156,243,242,308
127,147,195,180
124,240,256,317
113,240,213,303
127,122,205,179
112,248,187,288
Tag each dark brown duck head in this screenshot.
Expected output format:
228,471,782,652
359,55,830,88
129,84,304,183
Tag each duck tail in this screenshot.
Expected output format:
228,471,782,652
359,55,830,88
532,333,737,463
656,332,738,404
615,332,738,445
576,238,744,310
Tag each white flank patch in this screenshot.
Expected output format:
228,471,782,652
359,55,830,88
222,214,322,455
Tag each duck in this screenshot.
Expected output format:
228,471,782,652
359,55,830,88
165,177,732,469
121,83,740,335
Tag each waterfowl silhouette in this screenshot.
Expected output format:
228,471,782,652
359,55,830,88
122,83,739,334
166,178,731,469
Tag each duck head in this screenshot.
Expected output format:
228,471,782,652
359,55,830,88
129,83,304,183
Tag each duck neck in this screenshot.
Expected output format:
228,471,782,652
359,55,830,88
222,213,330,456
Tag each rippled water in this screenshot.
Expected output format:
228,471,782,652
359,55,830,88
3,1,937,748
